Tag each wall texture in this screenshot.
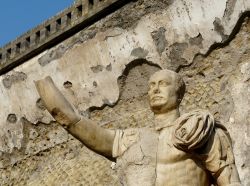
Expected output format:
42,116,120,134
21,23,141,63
0,0,249,185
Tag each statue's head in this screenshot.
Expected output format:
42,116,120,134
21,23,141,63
148,69,185,114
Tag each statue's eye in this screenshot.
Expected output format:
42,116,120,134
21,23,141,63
159,80,168,86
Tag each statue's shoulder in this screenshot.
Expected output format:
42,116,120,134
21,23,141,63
172,109,233,152
172,110,240,183
172,109,215,151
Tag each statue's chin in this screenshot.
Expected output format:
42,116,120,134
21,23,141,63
150,101,178,114
150,103,165,113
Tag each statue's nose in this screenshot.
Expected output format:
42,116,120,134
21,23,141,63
153,85,160,94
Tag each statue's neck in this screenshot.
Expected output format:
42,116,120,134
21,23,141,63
154,109,180,131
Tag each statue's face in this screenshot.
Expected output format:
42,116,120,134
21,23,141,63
148,70,178,114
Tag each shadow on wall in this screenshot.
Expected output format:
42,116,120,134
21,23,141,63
88,58,161,113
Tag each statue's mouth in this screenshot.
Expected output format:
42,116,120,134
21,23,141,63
151,96,164,101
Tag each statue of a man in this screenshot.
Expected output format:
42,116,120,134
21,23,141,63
35,69,241,186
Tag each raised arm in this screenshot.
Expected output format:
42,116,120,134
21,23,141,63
35,76,115,157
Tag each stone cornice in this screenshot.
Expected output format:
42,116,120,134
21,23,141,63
0,0,129,74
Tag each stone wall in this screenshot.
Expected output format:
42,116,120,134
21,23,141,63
0,0,249,185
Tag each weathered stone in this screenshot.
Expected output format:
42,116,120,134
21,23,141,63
63,81,73,89
189,34,203,47
131,47,149,58
38,45,67,66
106,63,112,71
36,98,46,110
213,17,228,42
151,27,167,55
7,114,17,123
169,42,188,70
90,65,104,73
2,72,27,89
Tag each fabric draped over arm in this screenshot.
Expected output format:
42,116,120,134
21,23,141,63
172,110,241,185
172,110,215,151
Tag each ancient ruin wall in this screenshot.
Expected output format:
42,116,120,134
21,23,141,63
0,0,249,185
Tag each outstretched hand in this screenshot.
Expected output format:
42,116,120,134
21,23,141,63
35,76,80,127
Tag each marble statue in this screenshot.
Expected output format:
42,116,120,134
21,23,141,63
35,69,241,186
